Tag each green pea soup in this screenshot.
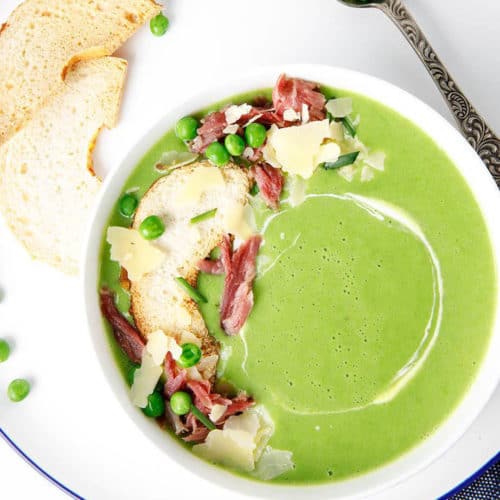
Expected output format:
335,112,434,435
99,86,497,484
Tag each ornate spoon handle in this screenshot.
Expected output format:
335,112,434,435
377,0,500,186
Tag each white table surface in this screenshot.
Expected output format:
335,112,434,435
0,0,499,499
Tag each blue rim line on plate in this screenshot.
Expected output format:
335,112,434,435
438,450,500,499
0,424,497,499
0,428,83,499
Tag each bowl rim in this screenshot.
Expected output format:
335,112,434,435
82,63,500,499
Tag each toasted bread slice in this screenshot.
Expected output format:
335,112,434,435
130,162,250,379
0,0,160,144
0,57,127,274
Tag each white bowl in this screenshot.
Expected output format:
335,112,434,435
82,64,500,499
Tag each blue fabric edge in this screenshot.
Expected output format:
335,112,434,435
0,428,83,499
1,424,498,499
438,450,500,499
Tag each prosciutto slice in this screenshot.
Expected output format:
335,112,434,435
164,351,187,397
100,288,145,364
197,235,261,335
220,235,262,335
272,73,326,122
251,163,285,209
191,110,227,153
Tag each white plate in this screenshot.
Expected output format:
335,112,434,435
82,63,500,499
1,1,499,499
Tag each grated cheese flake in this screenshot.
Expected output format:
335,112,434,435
338,164,356,182
224,202,254,240
146,330,182,364
283,108,300,122
301,103,310,124
175,166,225,204
326,97,352,118
130,351,162,408
209,404,227,423
225,104,252,125
360,166,375,182
314,141,341,166
107,227,166,282
253,447,294,480
364,151,386,171
155,151,198,171
223,124,239,135
267,119,331,179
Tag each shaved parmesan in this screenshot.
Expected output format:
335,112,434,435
364,151,386,171
209,404,227,423
224,202,254,240
107,227,165,281
338,165,356,182
326,97,352,118
194,429,256,471
253,447,294,480
155,151,198,171
186,366,203,381
360,166,375,182
223,124,239,135
224,411,260,436
262,125,280,168
329,120,345,142
315,142,341,166
242,146,255,160
301,103,309,124
193,406,275,473
225,104,252,125
146,330,181,364
267,119,331,179
130,351,162,408
283,108,300,122
175,167,225,204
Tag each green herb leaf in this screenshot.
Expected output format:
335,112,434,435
342,116,357,137
190,208,217,224
322,151,360,170
175,277,207,304
190,404,216,430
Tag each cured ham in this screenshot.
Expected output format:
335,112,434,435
197,235,262,335
100,288,145,364
251,163,285,209
164,352,187,397
191,110,227,153
272,74,326,122
220,235,262,335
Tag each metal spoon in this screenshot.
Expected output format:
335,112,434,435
337,0,500,186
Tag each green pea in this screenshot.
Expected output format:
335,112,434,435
150,13,169,37
177,343,202,368
176,116,199,141
224,134,245,156
205,142,230,167
170,391,192,415
142,392,165,418
139,215,165,240
0,339,10,363
244,123,267,148
8,379,30,402
119,193,138,217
